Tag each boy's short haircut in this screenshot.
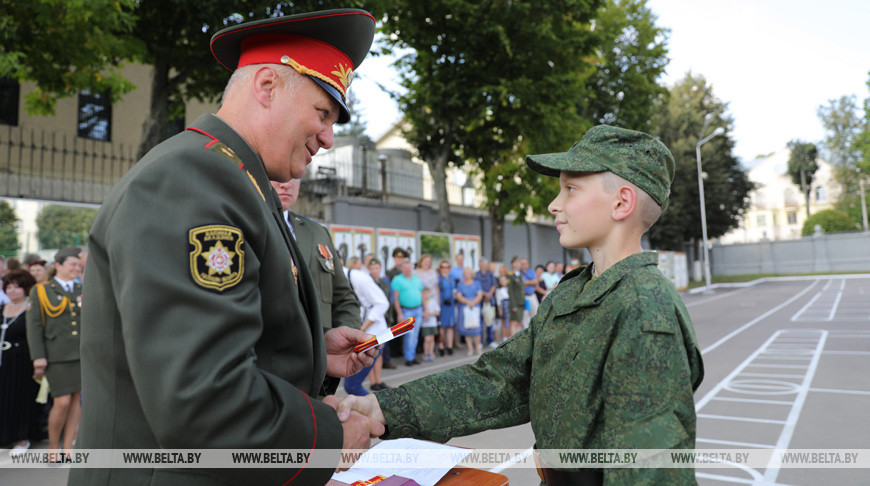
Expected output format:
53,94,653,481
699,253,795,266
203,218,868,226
525,125,675,211
598,171,662,230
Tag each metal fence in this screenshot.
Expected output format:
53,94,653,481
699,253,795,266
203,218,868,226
1,127,482,208
0,125,137,204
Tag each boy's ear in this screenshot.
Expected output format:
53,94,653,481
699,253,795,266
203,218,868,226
612,185,637,222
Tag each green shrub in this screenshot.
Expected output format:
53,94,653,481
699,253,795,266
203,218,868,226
801,209,858,235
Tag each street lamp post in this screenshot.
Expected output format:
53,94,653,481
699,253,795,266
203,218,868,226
858,168,869,232
696,122,724,292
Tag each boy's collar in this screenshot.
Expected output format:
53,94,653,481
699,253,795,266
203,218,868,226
554,252,659,316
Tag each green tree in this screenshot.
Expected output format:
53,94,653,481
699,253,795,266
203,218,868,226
36,204,98,250
817,94,863,202
580,0,669,131
0,0,141,115
419,234,449,260
335,89,367,138
0,201,21,257
2,1,387,158
649,72,754,252
801,209,857,236
379,0,601,245
786,140,819,217
128,0,387,159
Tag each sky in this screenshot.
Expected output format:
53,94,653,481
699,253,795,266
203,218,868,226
350,0,870,164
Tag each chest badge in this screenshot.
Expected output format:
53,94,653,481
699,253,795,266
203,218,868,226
189,224,245,292
318,244,334,271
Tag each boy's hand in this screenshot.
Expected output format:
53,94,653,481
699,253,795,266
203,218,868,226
333,394,387,426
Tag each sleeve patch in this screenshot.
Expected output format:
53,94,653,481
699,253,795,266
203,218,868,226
189,224,245,292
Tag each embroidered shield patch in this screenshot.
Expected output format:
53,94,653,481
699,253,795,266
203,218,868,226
189,224,244,292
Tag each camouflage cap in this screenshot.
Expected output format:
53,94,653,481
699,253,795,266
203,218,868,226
525,125,675,210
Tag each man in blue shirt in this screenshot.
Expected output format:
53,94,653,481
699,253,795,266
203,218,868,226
520,258,539,324
392,261,425,366
474,258,497,346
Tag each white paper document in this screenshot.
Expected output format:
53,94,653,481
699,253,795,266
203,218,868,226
331,438,473,486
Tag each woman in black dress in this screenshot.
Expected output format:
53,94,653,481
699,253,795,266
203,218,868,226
0,269,41,456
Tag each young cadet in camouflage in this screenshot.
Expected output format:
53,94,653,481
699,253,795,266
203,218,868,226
335,125,705,486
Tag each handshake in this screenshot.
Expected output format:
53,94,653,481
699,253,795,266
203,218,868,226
322,394,386,452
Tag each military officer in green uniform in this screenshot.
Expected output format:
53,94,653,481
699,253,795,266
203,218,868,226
336,126,705,485
26,247,83,459
271,178,360,330
69,10,384,486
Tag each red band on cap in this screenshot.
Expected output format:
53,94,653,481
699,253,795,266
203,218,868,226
238,33,353,98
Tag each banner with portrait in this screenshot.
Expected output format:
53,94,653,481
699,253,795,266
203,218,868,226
329,225,375,265
376,228,418,273
451,234,481,270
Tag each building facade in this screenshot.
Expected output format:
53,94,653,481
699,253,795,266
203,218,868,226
718,149,841,244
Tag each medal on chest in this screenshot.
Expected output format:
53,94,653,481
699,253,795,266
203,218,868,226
318,244,334,271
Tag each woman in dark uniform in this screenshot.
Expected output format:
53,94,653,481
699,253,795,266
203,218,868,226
1,269,41,456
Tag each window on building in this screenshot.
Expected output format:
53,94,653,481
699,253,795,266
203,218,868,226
814,186,827,203
787,212,798,225
784,188,799,207
757,214,767,227
0,77,20,126
78,89,112,141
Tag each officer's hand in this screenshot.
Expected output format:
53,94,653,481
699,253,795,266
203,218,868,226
324,327,377,378
33,358,47,380
333,394,386,427
341,409,383,448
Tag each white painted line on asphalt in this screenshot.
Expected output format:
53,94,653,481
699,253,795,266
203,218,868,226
696,437,776,448
489,446,533,473
710,396,793,405
823,279,834,291
696,472,795,486
790,290,822,322
762,331,827,484
808,387,870,396
701,280,820,355
697,413,787,425
745,363,809,369
695,472,759,485
739,372,806,379
827,282,844,321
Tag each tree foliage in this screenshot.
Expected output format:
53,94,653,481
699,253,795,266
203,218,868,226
1,1,386,158
801,209,857,236
785,140,818,217
0,0,141,115
817,95,863,199
128,0,387,159
378,0,602,237
0,201,21,256
649,72,754,251
36,204,98,250
580,0,669,131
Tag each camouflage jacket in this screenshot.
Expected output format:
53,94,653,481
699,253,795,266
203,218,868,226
377,252,704,485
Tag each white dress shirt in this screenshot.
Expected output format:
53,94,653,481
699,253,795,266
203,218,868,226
343,267,389,336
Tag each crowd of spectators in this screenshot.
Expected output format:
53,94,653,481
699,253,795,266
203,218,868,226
0,249,86,458
348,250,581,376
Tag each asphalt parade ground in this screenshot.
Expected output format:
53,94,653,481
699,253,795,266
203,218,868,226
3,274,869,486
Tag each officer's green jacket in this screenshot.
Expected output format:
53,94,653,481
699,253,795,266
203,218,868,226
25,278,82,363
377,252,704,485
507,271,526,310
288,211,360,329
69,115,342,486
